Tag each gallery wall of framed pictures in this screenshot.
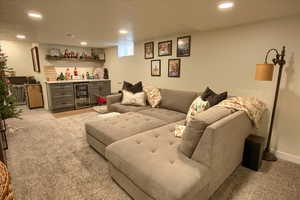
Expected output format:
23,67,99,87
145,35,191,78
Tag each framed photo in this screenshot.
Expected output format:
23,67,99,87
168,59,181,78
151,60,161,77
31,46,40,72
158,40,172,56
177,36,191,57
144,42,154,59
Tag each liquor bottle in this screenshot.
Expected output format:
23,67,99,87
74,67,78,76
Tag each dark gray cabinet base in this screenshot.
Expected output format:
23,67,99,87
46,80,111,113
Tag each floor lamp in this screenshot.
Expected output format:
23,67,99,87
255,46,286,161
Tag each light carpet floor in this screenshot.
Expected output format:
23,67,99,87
6,108,300,200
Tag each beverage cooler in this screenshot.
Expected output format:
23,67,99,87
74,83,90,109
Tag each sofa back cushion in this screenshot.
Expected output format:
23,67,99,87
180,106,233,157
160,89,198,113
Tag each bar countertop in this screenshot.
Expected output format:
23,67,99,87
45,79,110,84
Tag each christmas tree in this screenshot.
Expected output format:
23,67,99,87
0,46,21,120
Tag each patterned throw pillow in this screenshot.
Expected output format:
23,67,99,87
121,90,146,106
143,86,162,108
174,125,186,138
186,96,209,123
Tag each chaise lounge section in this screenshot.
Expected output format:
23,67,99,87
86,89,197,156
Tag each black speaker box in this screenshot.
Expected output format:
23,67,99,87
242,134,265,171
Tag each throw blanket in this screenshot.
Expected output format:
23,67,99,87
216,96,267,128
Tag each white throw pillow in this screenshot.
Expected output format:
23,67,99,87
121,90,146,106
143,86,162,108
186,96,209,123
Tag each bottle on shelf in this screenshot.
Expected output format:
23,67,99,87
74,67,78,76
65,68,71,80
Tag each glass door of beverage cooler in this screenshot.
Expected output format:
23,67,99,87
74,83,90,109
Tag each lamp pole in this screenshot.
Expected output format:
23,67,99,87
263,46,286,161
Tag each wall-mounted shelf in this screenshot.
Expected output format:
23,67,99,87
46,55,105,63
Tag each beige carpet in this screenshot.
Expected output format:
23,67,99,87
6,108,300,200
51,107,95,118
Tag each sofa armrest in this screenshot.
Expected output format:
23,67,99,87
107,93,122,111
191,111,253,196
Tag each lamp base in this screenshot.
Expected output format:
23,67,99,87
263,150,277,161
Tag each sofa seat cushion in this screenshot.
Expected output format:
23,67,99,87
109,102,150,113
85,112,167,146
138,108,186,123
106,121,209,200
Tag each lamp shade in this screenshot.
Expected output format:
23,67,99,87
255,64,274,81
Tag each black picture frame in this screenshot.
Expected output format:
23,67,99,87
31,46,40,72
168,59,181,78
158,40,172,56
144,42,154,59
177,36,191,57
151,60,161,77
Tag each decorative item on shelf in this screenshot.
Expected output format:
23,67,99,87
177,35,191,57
86,72,90,79
255,46,286,162
158,40,172,56
70,51,75,58
65,68,71,80
80,52,87,59
49,48,61,57
91,48,105,61
82,73,85,80
64,48,69,58
91,48,99,60
104,68,109,79
93,67,104,79
151,60,161,77
168,59,181,78
144,42,154,59
57,72,65,80
99,53,105,61
44,66,57,81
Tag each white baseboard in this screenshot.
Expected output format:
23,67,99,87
275,151,300,165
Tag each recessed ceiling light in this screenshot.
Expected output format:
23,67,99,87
80,41,87,46
119,30,128,34
218,1,234,9
28,11,43,19
16,34,26,39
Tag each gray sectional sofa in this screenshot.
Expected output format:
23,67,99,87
85,89,253,200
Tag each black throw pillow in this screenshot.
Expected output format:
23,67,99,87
207,91,228,107
122,81,143,93
201,87,216,101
